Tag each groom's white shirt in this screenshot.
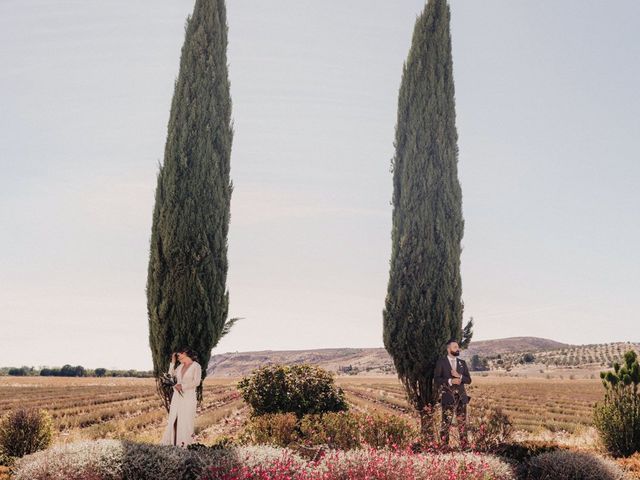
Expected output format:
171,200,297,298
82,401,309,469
447,354,457,386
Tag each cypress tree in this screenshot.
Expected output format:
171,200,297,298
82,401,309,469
383,0,472,436
147,0,235,410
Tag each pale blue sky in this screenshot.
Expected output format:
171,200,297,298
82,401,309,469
1,1,638,369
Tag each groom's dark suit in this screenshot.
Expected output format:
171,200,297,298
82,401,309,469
434,355,472,444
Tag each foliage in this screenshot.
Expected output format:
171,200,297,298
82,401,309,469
146,0,235,409
307,449,515,480
616,452,640,478
494,441,560,463
523,450,630,480
0,408,53,458
238,364,348,417
6,367,37,377
13,441,305,480
0,366,153,377
470,355,489,372
242,413,300,448
360,412,419,450
382,0,471,434
468,407,513,453
12,438,518,480
594,350,640,457
0,450,14,467
40,365,86,377
299,412,361,450
189,436,236,452
242,411,419,451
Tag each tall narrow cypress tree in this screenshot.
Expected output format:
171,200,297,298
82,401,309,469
383,0,472,435
147,0,235,410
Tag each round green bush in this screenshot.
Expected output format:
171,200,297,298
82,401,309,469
524,450,629,480
0,408,53,458
237,364,348,417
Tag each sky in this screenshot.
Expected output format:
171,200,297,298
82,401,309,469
1,1,638,370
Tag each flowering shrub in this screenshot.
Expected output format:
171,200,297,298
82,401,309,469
12,440,123,480
200,448,516,480
414,403,514,454
310,449,515,480
200,455,312,480
0,408,53,458
243,411,418,450
238,365,348,417
13,440,516,480
12,441,306,480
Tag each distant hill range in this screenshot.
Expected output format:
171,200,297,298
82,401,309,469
207,337,640,378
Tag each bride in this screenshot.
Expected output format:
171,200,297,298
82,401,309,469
160,348,202,447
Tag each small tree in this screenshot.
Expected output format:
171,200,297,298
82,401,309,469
470,354,488,372
594,350,640,457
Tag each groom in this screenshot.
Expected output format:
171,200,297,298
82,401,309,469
434,339,472,445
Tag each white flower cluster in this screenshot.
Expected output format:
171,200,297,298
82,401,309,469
13,440,123,480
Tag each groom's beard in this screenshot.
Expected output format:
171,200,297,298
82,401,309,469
450,351,460,357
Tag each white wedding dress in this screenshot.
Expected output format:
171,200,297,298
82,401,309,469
160,361,202,447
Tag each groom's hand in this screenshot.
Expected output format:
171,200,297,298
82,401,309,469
451,378,462,386
175,384,184,394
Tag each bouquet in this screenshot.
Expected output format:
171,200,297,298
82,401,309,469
160,373,183,396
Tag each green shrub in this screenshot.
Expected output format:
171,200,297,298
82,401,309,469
594,350,640,457
360,412,418,449
242,411,418,451
241,413,300,447
523,450,629,480
237,364,348,417
300,411,361,450
469,407,513,453
0,408,53,458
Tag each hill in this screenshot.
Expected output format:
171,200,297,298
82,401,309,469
207,336,573,377
486,341,640,371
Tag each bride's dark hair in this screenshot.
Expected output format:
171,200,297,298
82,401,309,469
177,347,199,363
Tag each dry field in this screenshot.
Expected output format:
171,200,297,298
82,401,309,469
337,375,604,448
0,377,246,445
0,374,606,448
